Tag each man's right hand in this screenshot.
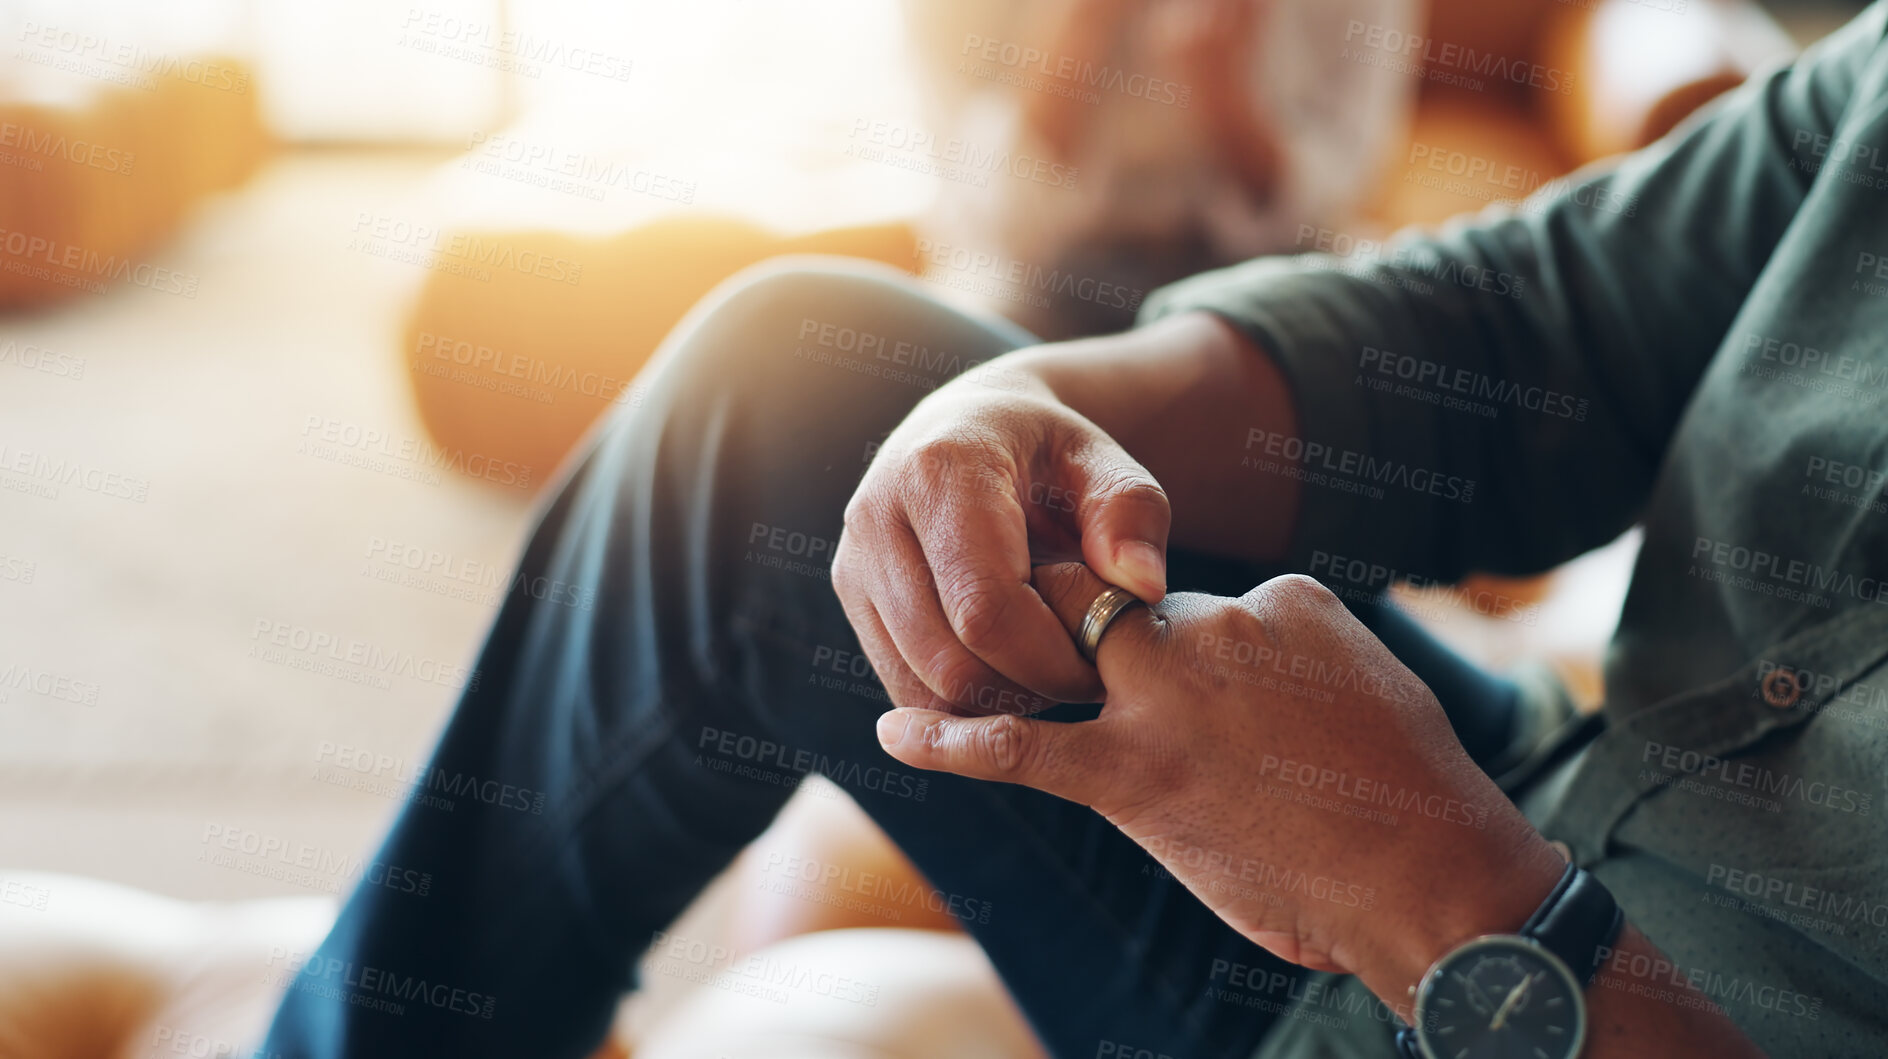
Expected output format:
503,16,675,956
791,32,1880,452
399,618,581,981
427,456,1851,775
830,360,1173,717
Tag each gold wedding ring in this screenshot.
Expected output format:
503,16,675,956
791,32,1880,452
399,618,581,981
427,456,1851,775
1077,585,1143,663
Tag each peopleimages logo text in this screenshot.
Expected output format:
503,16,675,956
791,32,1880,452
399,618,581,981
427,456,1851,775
1691,536,1888,605
1341,21,1574,94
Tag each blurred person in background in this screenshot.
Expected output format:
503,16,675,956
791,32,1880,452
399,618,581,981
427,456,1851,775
900,0,1415,338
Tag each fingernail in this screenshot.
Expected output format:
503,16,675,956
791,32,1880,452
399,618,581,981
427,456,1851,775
1114,540,1166,596
876,711,911,749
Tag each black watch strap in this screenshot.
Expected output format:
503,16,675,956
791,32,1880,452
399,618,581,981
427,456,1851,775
1394,864,1623,1058
1524,863,1625,986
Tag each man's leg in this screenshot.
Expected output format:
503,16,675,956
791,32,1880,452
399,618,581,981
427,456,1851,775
262,258,1516,1059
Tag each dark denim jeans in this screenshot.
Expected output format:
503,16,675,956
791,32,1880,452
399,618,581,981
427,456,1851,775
262,259,1517,1059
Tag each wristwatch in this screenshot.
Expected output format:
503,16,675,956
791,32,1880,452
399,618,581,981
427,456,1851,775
1395,863,1624,1059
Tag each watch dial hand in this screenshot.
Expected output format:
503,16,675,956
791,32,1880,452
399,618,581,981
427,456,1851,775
1489,971,1542,1031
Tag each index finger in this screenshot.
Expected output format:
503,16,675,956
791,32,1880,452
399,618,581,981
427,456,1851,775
906,472,1100,704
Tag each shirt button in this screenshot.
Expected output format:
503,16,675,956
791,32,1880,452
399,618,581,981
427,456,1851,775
1761,667,1803,709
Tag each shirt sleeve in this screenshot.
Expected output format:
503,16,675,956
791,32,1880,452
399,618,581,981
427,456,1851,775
1138,6,1887,583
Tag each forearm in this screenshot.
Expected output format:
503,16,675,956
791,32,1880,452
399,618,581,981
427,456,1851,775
1123,16,1883,582
1006,310,1301,565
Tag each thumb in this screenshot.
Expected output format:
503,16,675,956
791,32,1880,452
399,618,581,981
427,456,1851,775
1065,435,1171,603
876,707,1116,806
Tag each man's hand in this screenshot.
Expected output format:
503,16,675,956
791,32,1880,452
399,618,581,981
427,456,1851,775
831,368,1173,718
873,562,1567,1006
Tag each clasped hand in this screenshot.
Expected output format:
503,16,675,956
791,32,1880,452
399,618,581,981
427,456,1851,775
832,357,1564,1002
880,562,1562,997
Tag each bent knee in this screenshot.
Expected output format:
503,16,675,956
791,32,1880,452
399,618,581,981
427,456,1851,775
588,255,1029,488
650,255,1029,399
659,257,928,384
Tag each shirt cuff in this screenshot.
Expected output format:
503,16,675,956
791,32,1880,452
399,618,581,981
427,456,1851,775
1138,257,1393,576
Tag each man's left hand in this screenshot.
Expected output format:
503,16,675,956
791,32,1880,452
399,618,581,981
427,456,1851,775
874,562,1568,1006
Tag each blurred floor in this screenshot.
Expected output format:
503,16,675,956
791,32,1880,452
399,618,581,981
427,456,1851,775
0,149,538,901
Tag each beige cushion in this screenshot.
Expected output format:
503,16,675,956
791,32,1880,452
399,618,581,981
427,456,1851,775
0,872,332,1059
634,928,1045,1059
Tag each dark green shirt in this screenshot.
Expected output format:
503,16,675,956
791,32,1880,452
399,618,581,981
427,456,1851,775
1143,5,1888,1055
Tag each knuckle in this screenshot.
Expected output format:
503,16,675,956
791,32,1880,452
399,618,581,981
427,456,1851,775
1111,475,1171,515
1160,592,1236,646
918,438,1013,508
1216,597,1269,641
977,714,1026,775
906,438,967,484
1254,573,1340,616
841,489,887,538
945,577,1018,657
1083,463,1167,511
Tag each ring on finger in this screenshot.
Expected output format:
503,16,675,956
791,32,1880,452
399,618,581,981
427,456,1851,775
1077,585,1144,663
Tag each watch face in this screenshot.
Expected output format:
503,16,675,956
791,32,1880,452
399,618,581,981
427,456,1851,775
1413,936,1586,1059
